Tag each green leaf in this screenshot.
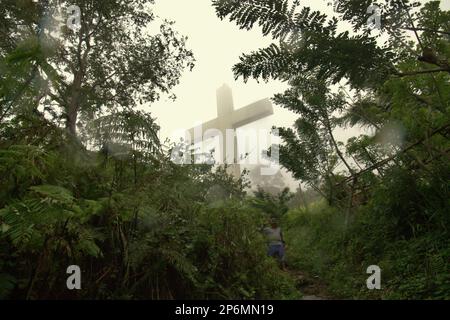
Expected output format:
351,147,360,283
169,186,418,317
29,185,74,204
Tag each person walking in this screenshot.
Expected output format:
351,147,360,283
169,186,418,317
263,218,286,269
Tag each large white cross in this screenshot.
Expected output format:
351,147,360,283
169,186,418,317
186,84,274,176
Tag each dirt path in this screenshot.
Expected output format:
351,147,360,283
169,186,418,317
286,269,334,300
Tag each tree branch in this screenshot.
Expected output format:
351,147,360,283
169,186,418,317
401,27,450,36
337,122,450,187
394,68,450,77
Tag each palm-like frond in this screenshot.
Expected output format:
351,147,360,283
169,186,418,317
212,0,295,40
234,43,292,81
213,0,395,87
338,98,385,129
85,110,161,155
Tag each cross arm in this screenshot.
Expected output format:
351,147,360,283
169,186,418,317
186,117,223,143
231,98,274,129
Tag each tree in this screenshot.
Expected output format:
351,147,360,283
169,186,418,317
212,0,449,201
1,0,195,136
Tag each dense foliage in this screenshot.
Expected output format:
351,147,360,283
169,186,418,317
1,0,449,300
0,0,297,299
213,0,450,299
0,143,296,299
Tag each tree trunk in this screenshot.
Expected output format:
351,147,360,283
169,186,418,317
66,71,83,137
66,26,91,137
323,112,355,177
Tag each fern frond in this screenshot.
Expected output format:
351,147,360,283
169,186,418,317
85,110,161,155
233,43,292,81
159,246,198,279
212,0,296,40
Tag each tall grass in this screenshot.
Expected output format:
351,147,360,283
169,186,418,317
283,197,450,299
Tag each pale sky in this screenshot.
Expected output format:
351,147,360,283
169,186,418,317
148,0,340,190
149,0,355,137
146,0,449,191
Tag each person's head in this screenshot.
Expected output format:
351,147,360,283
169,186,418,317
269,218,278,229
